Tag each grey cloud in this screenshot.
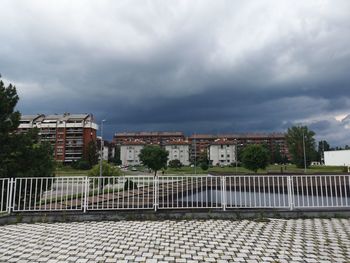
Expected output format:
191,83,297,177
1,0,350,146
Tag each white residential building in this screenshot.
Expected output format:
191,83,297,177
324,150,350,166
209,139,236,166
165,141,190,166
120,142,145,166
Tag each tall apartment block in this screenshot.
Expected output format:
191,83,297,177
18,113,98,163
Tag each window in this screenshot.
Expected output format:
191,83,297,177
221,154,224,158
227,154,230,158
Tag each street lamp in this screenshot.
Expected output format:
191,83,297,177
302,129,307,173
99,119,106,178
234,139,238,175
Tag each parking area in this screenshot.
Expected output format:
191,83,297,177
0,218,350,262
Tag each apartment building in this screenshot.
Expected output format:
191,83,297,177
120,141,146,166
164,141,191,166
208,139,236,166
190,133,289,162
18,113,98,163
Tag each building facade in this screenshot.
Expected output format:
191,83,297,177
120,142,145,166
208,139,236,166
164,141,190,166
324,150,350,166
18,113,98,163
190,133,289,163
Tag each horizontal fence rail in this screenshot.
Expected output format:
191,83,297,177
1,175,350,213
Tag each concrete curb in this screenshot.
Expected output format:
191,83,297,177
1,209,350,225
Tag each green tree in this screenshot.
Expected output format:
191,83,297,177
317,140,330,163
0,75,54,179
168,159,183,169
271,144,283,164
0,75,54,208
241,144,270,173
84,140,99,168
200,162,209,171
139,145,168,176
286,126,316,168
88,161,122,177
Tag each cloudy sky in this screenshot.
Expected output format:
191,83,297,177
1,0,350,146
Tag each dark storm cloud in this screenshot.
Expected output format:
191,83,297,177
1,0,350,146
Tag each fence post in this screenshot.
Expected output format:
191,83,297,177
7,178,14,214
83,177,89,213
222,176,226,211
287,176,294,211
154,175,158,212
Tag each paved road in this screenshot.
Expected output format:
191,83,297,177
0,218,349,262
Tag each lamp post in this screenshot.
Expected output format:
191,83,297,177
234,139,238,175
99,119,106,178
302,129,307,173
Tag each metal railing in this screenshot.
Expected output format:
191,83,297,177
225,176,290,209
12,177,86,212
0,175,349,214
0,178,10,213
88,176,154,210
157,176,222,209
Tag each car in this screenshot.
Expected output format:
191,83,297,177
131,167,137,171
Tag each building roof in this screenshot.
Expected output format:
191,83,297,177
210,138,235,145
115,131,184,137
20,113,93,123
163,140,191,145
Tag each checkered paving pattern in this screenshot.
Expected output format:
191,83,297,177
0,219,350,262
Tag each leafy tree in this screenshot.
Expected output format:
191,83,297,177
0,75,54,179
88,161,122,177
271,144,283,164
84,140,98,168
286,126,316,168
168,159,183,169
139,145,168,176
241,144,270,173
0,75,54,208
317,140,330,163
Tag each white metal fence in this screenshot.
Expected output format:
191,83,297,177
1,175,349,213
0,178,10,213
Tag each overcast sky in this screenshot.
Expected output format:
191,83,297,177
1,0,350,146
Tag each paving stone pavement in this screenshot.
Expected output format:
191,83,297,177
0,218,350,262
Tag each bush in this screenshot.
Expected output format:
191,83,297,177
168,159,183,169
88,161,122,177
200,162,209,171
124,179,138,190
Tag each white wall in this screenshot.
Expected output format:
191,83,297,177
120,145,144,166
209,144,236,166
324,150,350,166
165,144,190,166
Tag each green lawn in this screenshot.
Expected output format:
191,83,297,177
165,164,346,175
54,164,347,177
